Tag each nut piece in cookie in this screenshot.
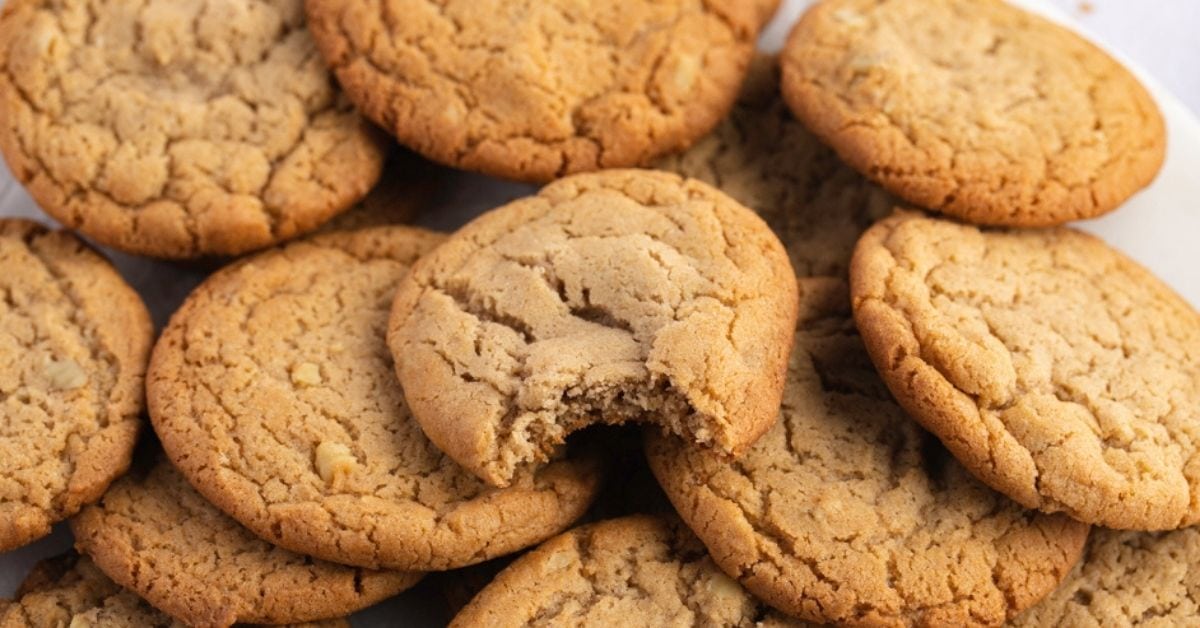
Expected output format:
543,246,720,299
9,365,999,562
0,218,152,552
781,0,1165,226
851,213,1200,530
389,170,799,487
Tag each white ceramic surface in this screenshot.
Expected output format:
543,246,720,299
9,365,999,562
0,0,1197,625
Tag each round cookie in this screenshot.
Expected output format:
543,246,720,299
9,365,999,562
148,226,602,571
388,170,799,487
648,278,1089,626
781,0,1165,227
71,460,417,627
0,218,152,552
449,515,805,627
304,0,779,183
0,0,386,259
850,213,1200,530
1012,528,1200,626
656,54,895,279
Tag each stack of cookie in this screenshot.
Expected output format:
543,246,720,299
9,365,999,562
0,0,1195,626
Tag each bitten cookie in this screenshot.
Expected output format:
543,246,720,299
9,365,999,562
648,279,1088,626
449,515,805,627
388,170,799,487
1012,528,1200,626
656,54,894,279
0,552,350,628
851,213,1200,530
305,0,779,182
71,460,417,628
0,218,152,552
0,0,386,258
149,227,602,571
781,0,1165,227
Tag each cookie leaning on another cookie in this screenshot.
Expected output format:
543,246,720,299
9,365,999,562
305,0,778,183
851,213,1200,530
388,170,799,487
781,0,1165,227
0,0,386,258
0,219,152,552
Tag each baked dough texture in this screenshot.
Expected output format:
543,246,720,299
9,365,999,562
851,213,1200,530
1012,527,1200,626
656,54,895,279
305,0,779,182
0,0,386,258
781,0,1165,227
149,226,602,571
449,515,806,627
648,278,1088,626
71,461,416,628
0,218,152,552
388,170,799,487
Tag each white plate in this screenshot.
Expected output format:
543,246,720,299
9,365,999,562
1,0,1197,625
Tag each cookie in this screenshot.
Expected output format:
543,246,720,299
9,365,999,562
148,226,602,571
0,218,152,552
304,0,778,183
0,552,350,628
850,213,1200,530
648,278,1089,626
449,515,805,627
656,54,894,279
318,150,442,233
781,0,1165,227
0,0,386,259
388,170,799,487
71,460,417,627
1012,528,1200,626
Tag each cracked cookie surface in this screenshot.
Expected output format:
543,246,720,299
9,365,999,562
656,54,894,279
0,218,151,552
1011,527,1200,626
0,0,386,258
647,278,1088,626
781,0,1164,227
851,213,1200,530
70,460,417,628
304,0,778,183
148,226,602,571
388,170,799,487
449,515,807,627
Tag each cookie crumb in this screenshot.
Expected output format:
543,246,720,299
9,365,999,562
315,442,356,489
1077,1,1094,15
290,362,322,387
45,358,87,390
68,616,92,628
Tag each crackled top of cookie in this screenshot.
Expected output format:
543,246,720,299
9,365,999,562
647,279,1088,626
148,227,601,571
71,461,417,627
449,515,804,627
656,54,894,278
851,213,1200,530
1012,528,1200,626
0,0,385,258
388,170,799,487
305,0,777,183
781,0,1165,227
0,219,151,552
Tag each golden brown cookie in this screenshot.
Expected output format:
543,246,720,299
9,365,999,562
781,0,1165,227
388,170,799,487
0,218,152,552
656,54,895,278
0,552,350,628
305,0,778,183
148,226,602,571
0,0,386,258
71,461,416,628
449,515,806,627
851,213,1200,530
648,278,1088,626
1012,528,1200,626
